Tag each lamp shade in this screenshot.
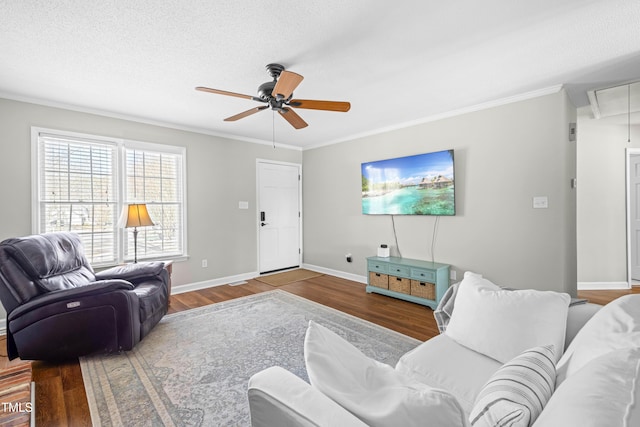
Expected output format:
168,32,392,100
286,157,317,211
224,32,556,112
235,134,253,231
125,204,155,228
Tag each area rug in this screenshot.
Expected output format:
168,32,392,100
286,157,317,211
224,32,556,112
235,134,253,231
254,268,324,286
80,290,420,426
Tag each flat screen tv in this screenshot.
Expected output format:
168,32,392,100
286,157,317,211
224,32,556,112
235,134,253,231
361,149,455,215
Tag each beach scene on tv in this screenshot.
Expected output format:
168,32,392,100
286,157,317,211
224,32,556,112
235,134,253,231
361,149,455,215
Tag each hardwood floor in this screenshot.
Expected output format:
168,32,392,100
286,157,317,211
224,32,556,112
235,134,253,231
1,274,636,426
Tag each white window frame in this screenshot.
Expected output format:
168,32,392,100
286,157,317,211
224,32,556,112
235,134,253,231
31,127,188,266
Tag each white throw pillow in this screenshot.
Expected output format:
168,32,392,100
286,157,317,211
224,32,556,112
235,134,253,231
470,345,556,427
304,320,468,427
445,272,571,363
556,294,640,385
533,347,640,427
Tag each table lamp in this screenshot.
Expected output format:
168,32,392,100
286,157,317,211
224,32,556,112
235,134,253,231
125,203,154,263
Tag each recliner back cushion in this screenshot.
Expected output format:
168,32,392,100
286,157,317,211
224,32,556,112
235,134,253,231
2,233,95,292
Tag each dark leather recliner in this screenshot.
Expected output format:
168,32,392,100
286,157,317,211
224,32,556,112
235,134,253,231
0,232,170,360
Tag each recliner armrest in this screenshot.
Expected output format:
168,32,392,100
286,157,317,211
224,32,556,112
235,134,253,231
248,366,367,427
96,262,165,283
8,279,134,321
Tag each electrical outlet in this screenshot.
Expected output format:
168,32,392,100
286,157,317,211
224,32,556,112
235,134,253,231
201,259,208,268
450,270,457,281
345,253,352,263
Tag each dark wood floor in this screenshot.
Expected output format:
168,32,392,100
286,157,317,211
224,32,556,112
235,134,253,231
1,274,637,426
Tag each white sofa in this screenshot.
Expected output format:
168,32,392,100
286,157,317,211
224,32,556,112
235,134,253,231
248,274,640,427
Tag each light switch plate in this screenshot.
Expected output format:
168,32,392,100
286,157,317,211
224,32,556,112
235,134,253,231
533,196,548,209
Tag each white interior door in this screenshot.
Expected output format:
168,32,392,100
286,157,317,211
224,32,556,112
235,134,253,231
257,161,301,274
629,152,640,281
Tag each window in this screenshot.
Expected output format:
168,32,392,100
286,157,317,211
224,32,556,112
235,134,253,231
32,128,186,266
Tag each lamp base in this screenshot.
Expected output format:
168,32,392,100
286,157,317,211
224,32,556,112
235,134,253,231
133,227,139,263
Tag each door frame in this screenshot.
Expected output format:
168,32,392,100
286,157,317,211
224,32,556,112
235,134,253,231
626,148,640,287
256,159,303,274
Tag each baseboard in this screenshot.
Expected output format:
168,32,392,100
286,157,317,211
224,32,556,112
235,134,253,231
171,266,365,296
0,318,5,336
577,281,630,290
171,271,259,295
302,263,367,284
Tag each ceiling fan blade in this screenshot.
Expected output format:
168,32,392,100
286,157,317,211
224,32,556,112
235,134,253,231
288,99,351,112
272,71,304,99
278,107,308,129
224,106,269,121
196,86,265,102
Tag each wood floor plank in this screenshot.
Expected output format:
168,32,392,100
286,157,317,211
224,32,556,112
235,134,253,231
34,376,68,427
63,387,92,427
577,286,640,305
59,361,85,393
0,273,633,425
170,291,214,309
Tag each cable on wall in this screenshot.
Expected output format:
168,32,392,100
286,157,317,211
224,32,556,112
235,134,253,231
391,215,402,258
430,216,440,264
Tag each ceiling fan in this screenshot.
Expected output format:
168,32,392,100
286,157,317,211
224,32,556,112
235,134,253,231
196,63,350,129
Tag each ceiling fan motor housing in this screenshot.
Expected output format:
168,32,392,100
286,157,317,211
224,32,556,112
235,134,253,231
258,81,276,100
265,63,284,79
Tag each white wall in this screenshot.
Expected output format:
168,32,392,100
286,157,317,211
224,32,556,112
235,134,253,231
0,97,302,315
303,90,578,295
576,106,640,287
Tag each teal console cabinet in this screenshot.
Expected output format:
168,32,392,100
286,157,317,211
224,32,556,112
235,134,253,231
366,256,450,309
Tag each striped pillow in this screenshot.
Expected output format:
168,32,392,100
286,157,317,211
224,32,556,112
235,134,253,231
469,345,556,427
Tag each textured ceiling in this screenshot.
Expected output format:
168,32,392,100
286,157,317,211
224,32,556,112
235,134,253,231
1,0,640,149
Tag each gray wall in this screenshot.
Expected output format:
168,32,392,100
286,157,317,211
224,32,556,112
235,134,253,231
576,106,640,285
303,90,578,295
0,97,302,296
0,90,580,327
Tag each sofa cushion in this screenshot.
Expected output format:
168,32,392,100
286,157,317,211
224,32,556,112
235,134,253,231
445,272,570,363
395,334,501,415
469,345,556,427
556,294,640,386
304,321,468,427
533,347,640,427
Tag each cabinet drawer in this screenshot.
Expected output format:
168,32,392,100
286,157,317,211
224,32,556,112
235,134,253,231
367,261,388,274
410,280,436,300
369,272,389,289
388,265,410,277
410,268,436,282
389,276,410,294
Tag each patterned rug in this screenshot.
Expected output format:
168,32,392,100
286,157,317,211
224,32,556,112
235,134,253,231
80,290,420,426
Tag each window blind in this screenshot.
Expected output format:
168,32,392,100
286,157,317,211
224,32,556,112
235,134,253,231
124,149,184,260
34,129,186,266
38,135,118,264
